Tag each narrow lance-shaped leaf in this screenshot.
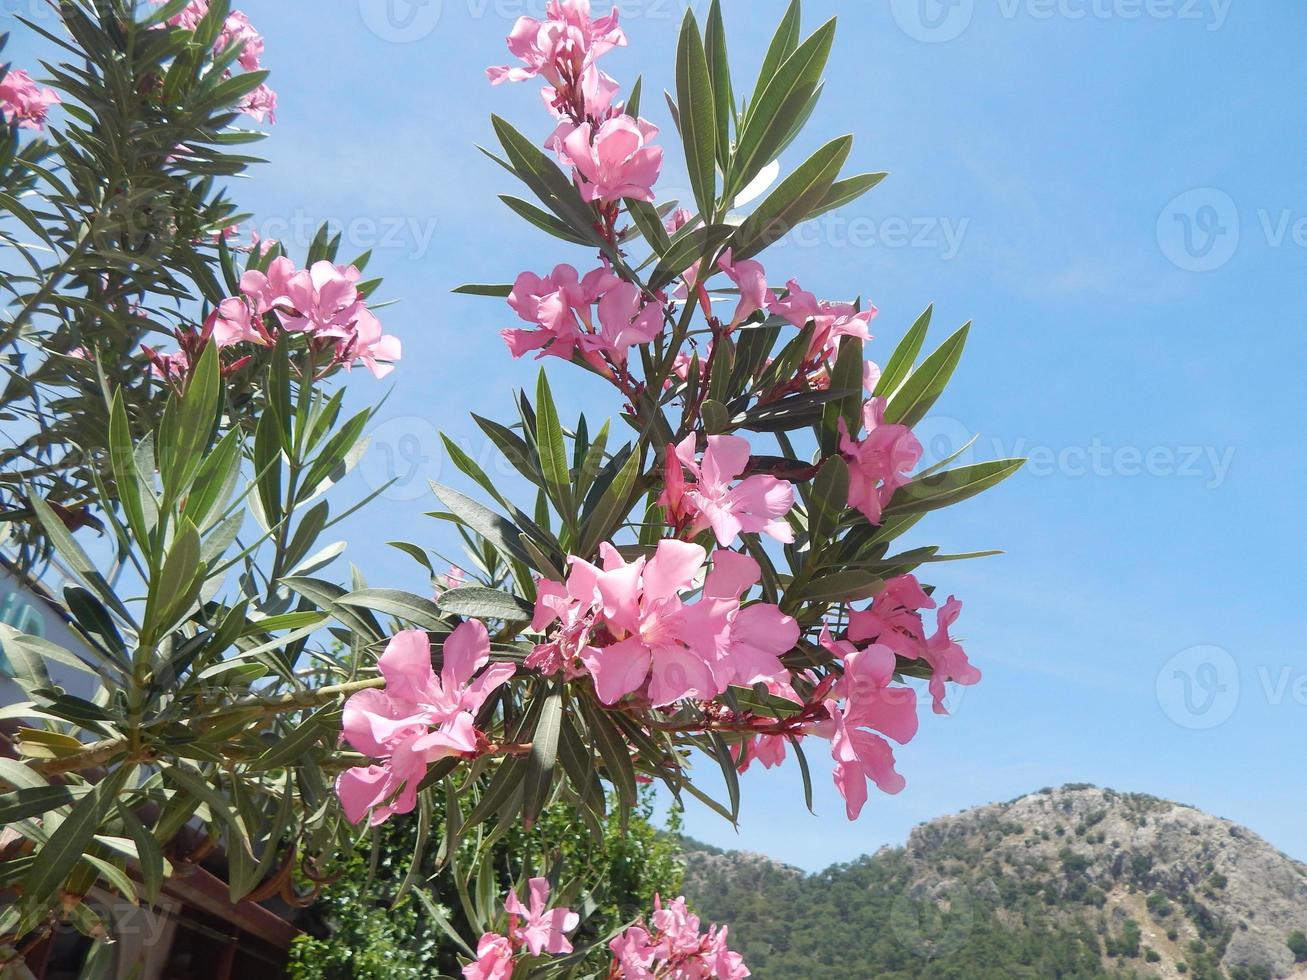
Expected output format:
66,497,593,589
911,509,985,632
884,322,970,428
675,10,719,219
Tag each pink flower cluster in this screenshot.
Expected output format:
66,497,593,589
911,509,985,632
489,1,662,205
738,574,980,820
849,574,981,715
336,623,515,826
463,878,580,980
609,895,750,979
530,542,798,708
662,435,795,547
209,256,402,378
838,397,923,524
502,263,664,369
152,0,277,123
0,69,60,131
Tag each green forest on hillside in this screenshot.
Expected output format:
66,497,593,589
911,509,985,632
679,842,1267,980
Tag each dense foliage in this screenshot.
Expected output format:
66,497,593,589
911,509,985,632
1,1,1021,976
288,790,684,980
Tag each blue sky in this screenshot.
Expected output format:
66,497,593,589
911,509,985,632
8,0,1307,873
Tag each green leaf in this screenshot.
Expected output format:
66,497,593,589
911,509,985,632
821,333,866,455
248,705,336,771
27,495,133,622
149,519,204,637
704,0,734,170
0,624,53,698
648,223,734,292
0,785,88,823
430,484,533,568
796,570,884,602
282,576,383,642
472,415,545,491
499,195,592,245
625,198,672,255
676,10,718,219
490,115,609,258
392,788,433,908
453,283,513,298
754,0,804,108
522,686,563,830
707,731,741,822
108,392,150,553
884,323,970,428
22,765,131,909
117,805,169,905
883,459,1025,517
789,735,816,814
437,587,533,623
809,171,889,221
808,455,850,549
734,17,836,195
732,135,852,260
579,698,637,818
79,852,139,906
535,370,576,532
337,588,448,632
578,447,643,557
875,305,933,398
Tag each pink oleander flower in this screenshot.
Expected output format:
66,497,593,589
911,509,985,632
335,623,515,826
768,279,877,363
848,576,980,716
502,264,613,362
824,699,907,821
922,596,982,714
505,877,579,956
838,396,922,524
562,116,663,204
542,65,620,154
670,351,708,386
487,1,626,88
239,82,278,124
581,540,721,706
219,11,264,71
662,434,795,547
0,69,60,131
811,626,917,820
232,257,400,376
586,280,664,365
154,0,208,29
610,924,659,977
716,249,768,331
463,933,514,980
848,574,935,660
532,543,795,707
612,896,751,979
737,733,790,774
146,348,192,382
434,566,468,598
665,207,694,235
340,308,403,379
502,264,661,369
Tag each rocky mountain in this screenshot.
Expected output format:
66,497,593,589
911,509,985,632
678,786,1307,980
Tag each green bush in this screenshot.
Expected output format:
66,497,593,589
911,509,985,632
1288,929,1307,963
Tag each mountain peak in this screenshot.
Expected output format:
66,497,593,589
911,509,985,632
681,786,1307,979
